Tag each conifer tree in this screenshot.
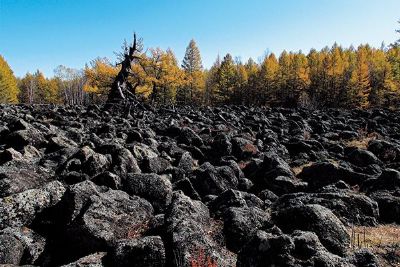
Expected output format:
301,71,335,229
0,55,19,103
350,46,371,108
180,39,204,104
215,54,236,104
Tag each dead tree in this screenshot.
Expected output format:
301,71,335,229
107,33,142,104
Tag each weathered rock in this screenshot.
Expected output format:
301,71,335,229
0,233,24,265
273,204,350,256
347,148,379,167
274,191,379,226
368,139,400,162
236,230,295,267
0,227,46,265
60,252,107,267
0,160,53,197
192,163,238,197
369,190,400,223
125,173,172,213
223,207,272,252
298,162,371,189
165,192,235,267
107,236,165,267
0,181,66,230
59,182,154,260
208,189,264,218
141,156,171,174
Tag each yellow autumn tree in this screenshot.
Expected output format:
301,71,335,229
258,53,279,105
0,55,19,103
350,46,371,108
84,58,119,101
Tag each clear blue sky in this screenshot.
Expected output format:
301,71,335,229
0,0,399,77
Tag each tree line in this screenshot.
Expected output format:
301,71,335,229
1,29,400,109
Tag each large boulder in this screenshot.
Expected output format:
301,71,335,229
60,252,107,267
56,181,154,261
368,139,400,162
368,190,400,224
298,162,371,189
165,192,235,267
362,168,400,193
0,181,66,230
0,160,53,197
191,163,238,197
208,189,264,218
0,233,24,265
274,191,379,226
273,204,350,256
223,207,272,252
107,236,165,267
347,148,380,167
0,227,46,265
124,173,173,213
236,229,295,267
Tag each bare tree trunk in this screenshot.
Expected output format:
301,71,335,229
108,34,141,104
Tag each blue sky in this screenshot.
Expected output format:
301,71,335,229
0,0,399,77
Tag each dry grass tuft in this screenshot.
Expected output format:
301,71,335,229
344,130,380,149
348,225,400,267
292,162,313,176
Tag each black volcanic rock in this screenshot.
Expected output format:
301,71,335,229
0,104,398,266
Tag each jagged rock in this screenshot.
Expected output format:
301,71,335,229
58,181,154,260
177,151,194,172
0,148,23,164
236,229,295,267
141,156,171,174
223,207,272,252
274,191,379,226
231,137,258,159
165,192,235,267
369,190,400,223
0,233,24,265
347,148,379,167
5,128,46,150
273,204,350,256
298,162,371,189
177,127,203,147
45,135,78,154
60,252,107,267
192,163,238,197
0,181,66,230
208,189,264,218
0,227,46,265
107,236,165,267
92,171,122,189
125,173,172,213
0,160,53,197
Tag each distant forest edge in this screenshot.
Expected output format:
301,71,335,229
1,23,400,109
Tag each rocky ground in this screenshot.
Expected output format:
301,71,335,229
0,104,399,267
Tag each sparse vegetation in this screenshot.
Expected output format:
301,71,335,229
349,225,400,267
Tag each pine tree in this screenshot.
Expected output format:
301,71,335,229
180,39,204,104
0,55,19,103
215,54,236,104
243,58,259,105
204,55,221,105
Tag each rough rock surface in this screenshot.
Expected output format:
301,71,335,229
0,104,399,266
